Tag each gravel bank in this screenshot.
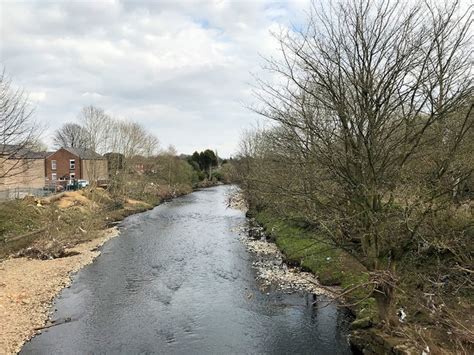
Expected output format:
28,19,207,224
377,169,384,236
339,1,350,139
0,227,119,354
226,187,248,212
238,221,338,298
227,188,335,296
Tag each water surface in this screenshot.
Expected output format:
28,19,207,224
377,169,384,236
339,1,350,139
22,186,352,354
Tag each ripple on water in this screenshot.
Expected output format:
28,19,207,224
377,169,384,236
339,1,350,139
20,186,352,355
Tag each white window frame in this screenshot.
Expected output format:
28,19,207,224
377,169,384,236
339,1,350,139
51,160,57,170
69,159,75,170
51,173,57,181
70,173,75,180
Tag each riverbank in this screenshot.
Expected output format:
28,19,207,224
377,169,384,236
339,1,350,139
248,209,473,354
250,211,416,354
246,210,418,353
0,185,195,354
229,191,340,297
239,221,340,298
0,227,119,354
20,185,352,354
249,210,376,320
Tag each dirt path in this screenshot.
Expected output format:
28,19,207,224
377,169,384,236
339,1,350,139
0,228,119,354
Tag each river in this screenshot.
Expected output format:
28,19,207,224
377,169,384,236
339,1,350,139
21,185,352,354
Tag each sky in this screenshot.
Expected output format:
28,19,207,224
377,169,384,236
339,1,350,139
0,0,310,157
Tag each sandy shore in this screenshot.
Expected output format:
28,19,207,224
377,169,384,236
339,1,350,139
0,227,119,354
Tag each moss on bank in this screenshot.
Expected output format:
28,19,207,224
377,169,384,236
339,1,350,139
252,208,473,353
253,209,377,323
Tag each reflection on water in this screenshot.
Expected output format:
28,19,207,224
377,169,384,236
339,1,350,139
22,186,352,354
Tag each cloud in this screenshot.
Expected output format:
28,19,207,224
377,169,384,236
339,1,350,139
29,91,47,103
0,0,310,156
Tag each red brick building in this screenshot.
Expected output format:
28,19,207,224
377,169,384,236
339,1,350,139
45,147,108,186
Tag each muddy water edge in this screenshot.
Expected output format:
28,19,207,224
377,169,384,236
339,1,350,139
21,185,353,354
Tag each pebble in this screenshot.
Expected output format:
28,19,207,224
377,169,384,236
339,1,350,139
238,219,335,297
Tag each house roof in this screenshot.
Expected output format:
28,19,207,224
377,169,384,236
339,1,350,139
62,147,106,160
28,151,52,159
0,144,50,159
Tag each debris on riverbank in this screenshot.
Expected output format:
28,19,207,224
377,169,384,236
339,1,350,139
238,221,337,298
226,187,248,212
0,227,119,354
228,188,335,296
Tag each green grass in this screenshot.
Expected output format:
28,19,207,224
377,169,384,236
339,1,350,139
0,191,156,259
0,185,196,260
254,209,377,323
0,199,45,241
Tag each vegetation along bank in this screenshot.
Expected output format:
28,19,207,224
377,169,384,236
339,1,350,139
0,149,232,354
232,0,473,353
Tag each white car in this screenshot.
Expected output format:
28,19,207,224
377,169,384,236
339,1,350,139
77,180,89,188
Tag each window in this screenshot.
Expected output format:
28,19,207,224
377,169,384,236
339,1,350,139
69,159,75,170
51,173,57,181
70,173,75,180
51,160,57,170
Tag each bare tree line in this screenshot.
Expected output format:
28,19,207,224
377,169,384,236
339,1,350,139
236,0,472,348
53,105,162,191
54,105,159,159
0,67,202,196
0,70,43,182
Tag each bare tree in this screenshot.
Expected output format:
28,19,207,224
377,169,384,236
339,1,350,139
79,105,111,154
112,121,159,159
78,105,160,158
92,113,160,193
247,0,472,324
0,70,42,181
142,134,160,158
53,122,90,149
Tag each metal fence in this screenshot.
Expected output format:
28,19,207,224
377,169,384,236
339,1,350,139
0,187,55,201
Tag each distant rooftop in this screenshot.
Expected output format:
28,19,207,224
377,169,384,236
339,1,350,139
0,144,50,159
62,147,105,160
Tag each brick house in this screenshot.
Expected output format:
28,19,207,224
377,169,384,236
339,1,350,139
132,155,156,175
0,144,49,191
45,147,108,186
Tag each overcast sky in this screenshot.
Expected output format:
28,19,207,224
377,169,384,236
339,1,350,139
0,0,310,157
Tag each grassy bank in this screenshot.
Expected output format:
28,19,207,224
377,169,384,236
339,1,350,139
252,208,473,353
0,184,192,260
253,210,377,325
0,182,218,354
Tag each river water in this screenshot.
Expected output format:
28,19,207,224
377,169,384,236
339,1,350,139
22,186,352,354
